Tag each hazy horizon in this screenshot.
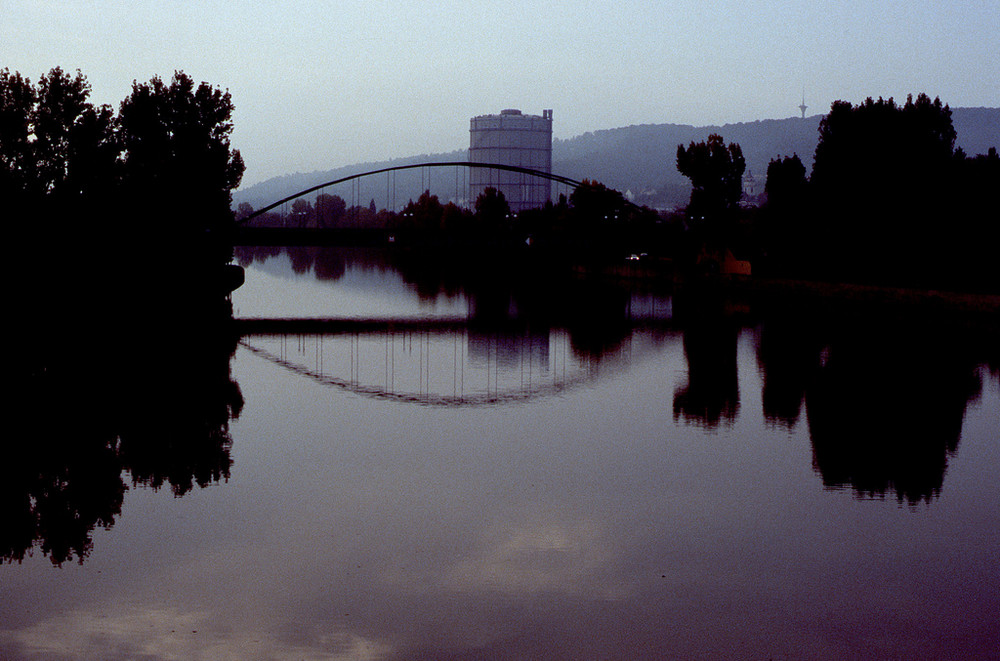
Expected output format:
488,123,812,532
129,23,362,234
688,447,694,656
5,0,998,188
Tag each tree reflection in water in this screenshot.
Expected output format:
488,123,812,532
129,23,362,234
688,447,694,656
805,320,986,504
671,295,745,428
3,302,243,566
756,303,996,504
7,244,989,564
754,312,826,427
236,245,999,507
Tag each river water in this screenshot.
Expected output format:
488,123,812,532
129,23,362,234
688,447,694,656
3,246,999,660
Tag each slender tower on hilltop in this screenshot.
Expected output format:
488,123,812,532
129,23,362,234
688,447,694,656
799,91,808,119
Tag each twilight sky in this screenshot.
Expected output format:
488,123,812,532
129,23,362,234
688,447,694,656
3,0,998,187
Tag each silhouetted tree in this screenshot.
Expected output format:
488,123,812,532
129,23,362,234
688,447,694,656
112,70,247,305
809,94,957,285
674,135,747,276
474,186,510,230
568,179,628,225
676,134,745,223
345,203,379,228
397,190,444,232
3,67,248,389
2,67,246,307
948,146,1000,291
0,68,37,211
760,153,809,275
235,201,254,221
441,201,470,233
0,67,117,221
2,67,121,325
765,154,808,205
290,198,314,228
33,68,118,204
118,71,244,237
315,193,346,228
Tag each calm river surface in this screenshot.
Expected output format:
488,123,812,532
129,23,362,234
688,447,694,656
3,246,999,660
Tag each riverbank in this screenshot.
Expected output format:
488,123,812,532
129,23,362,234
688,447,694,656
575,258,1000,315
722,277,1000,315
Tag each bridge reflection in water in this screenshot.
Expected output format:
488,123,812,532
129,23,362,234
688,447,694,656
237,317,669,406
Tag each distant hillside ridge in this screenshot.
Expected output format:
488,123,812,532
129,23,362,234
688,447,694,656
551,116,823,207
234,107,999,212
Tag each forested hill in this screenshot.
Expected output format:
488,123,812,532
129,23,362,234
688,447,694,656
551,116,824,207
551,107,999,207
234,107,999,212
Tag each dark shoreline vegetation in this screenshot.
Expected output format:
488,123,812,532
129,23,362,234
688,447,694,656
3,66,997,311
2,67,244,322
233,225,1000,317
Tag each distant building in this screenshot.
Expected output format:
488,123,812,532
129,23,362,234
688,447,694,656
742,169,762,198
469,109,553,213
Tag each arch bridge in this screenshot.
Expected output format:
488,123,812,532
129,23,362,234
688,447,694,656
239,161,585,225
